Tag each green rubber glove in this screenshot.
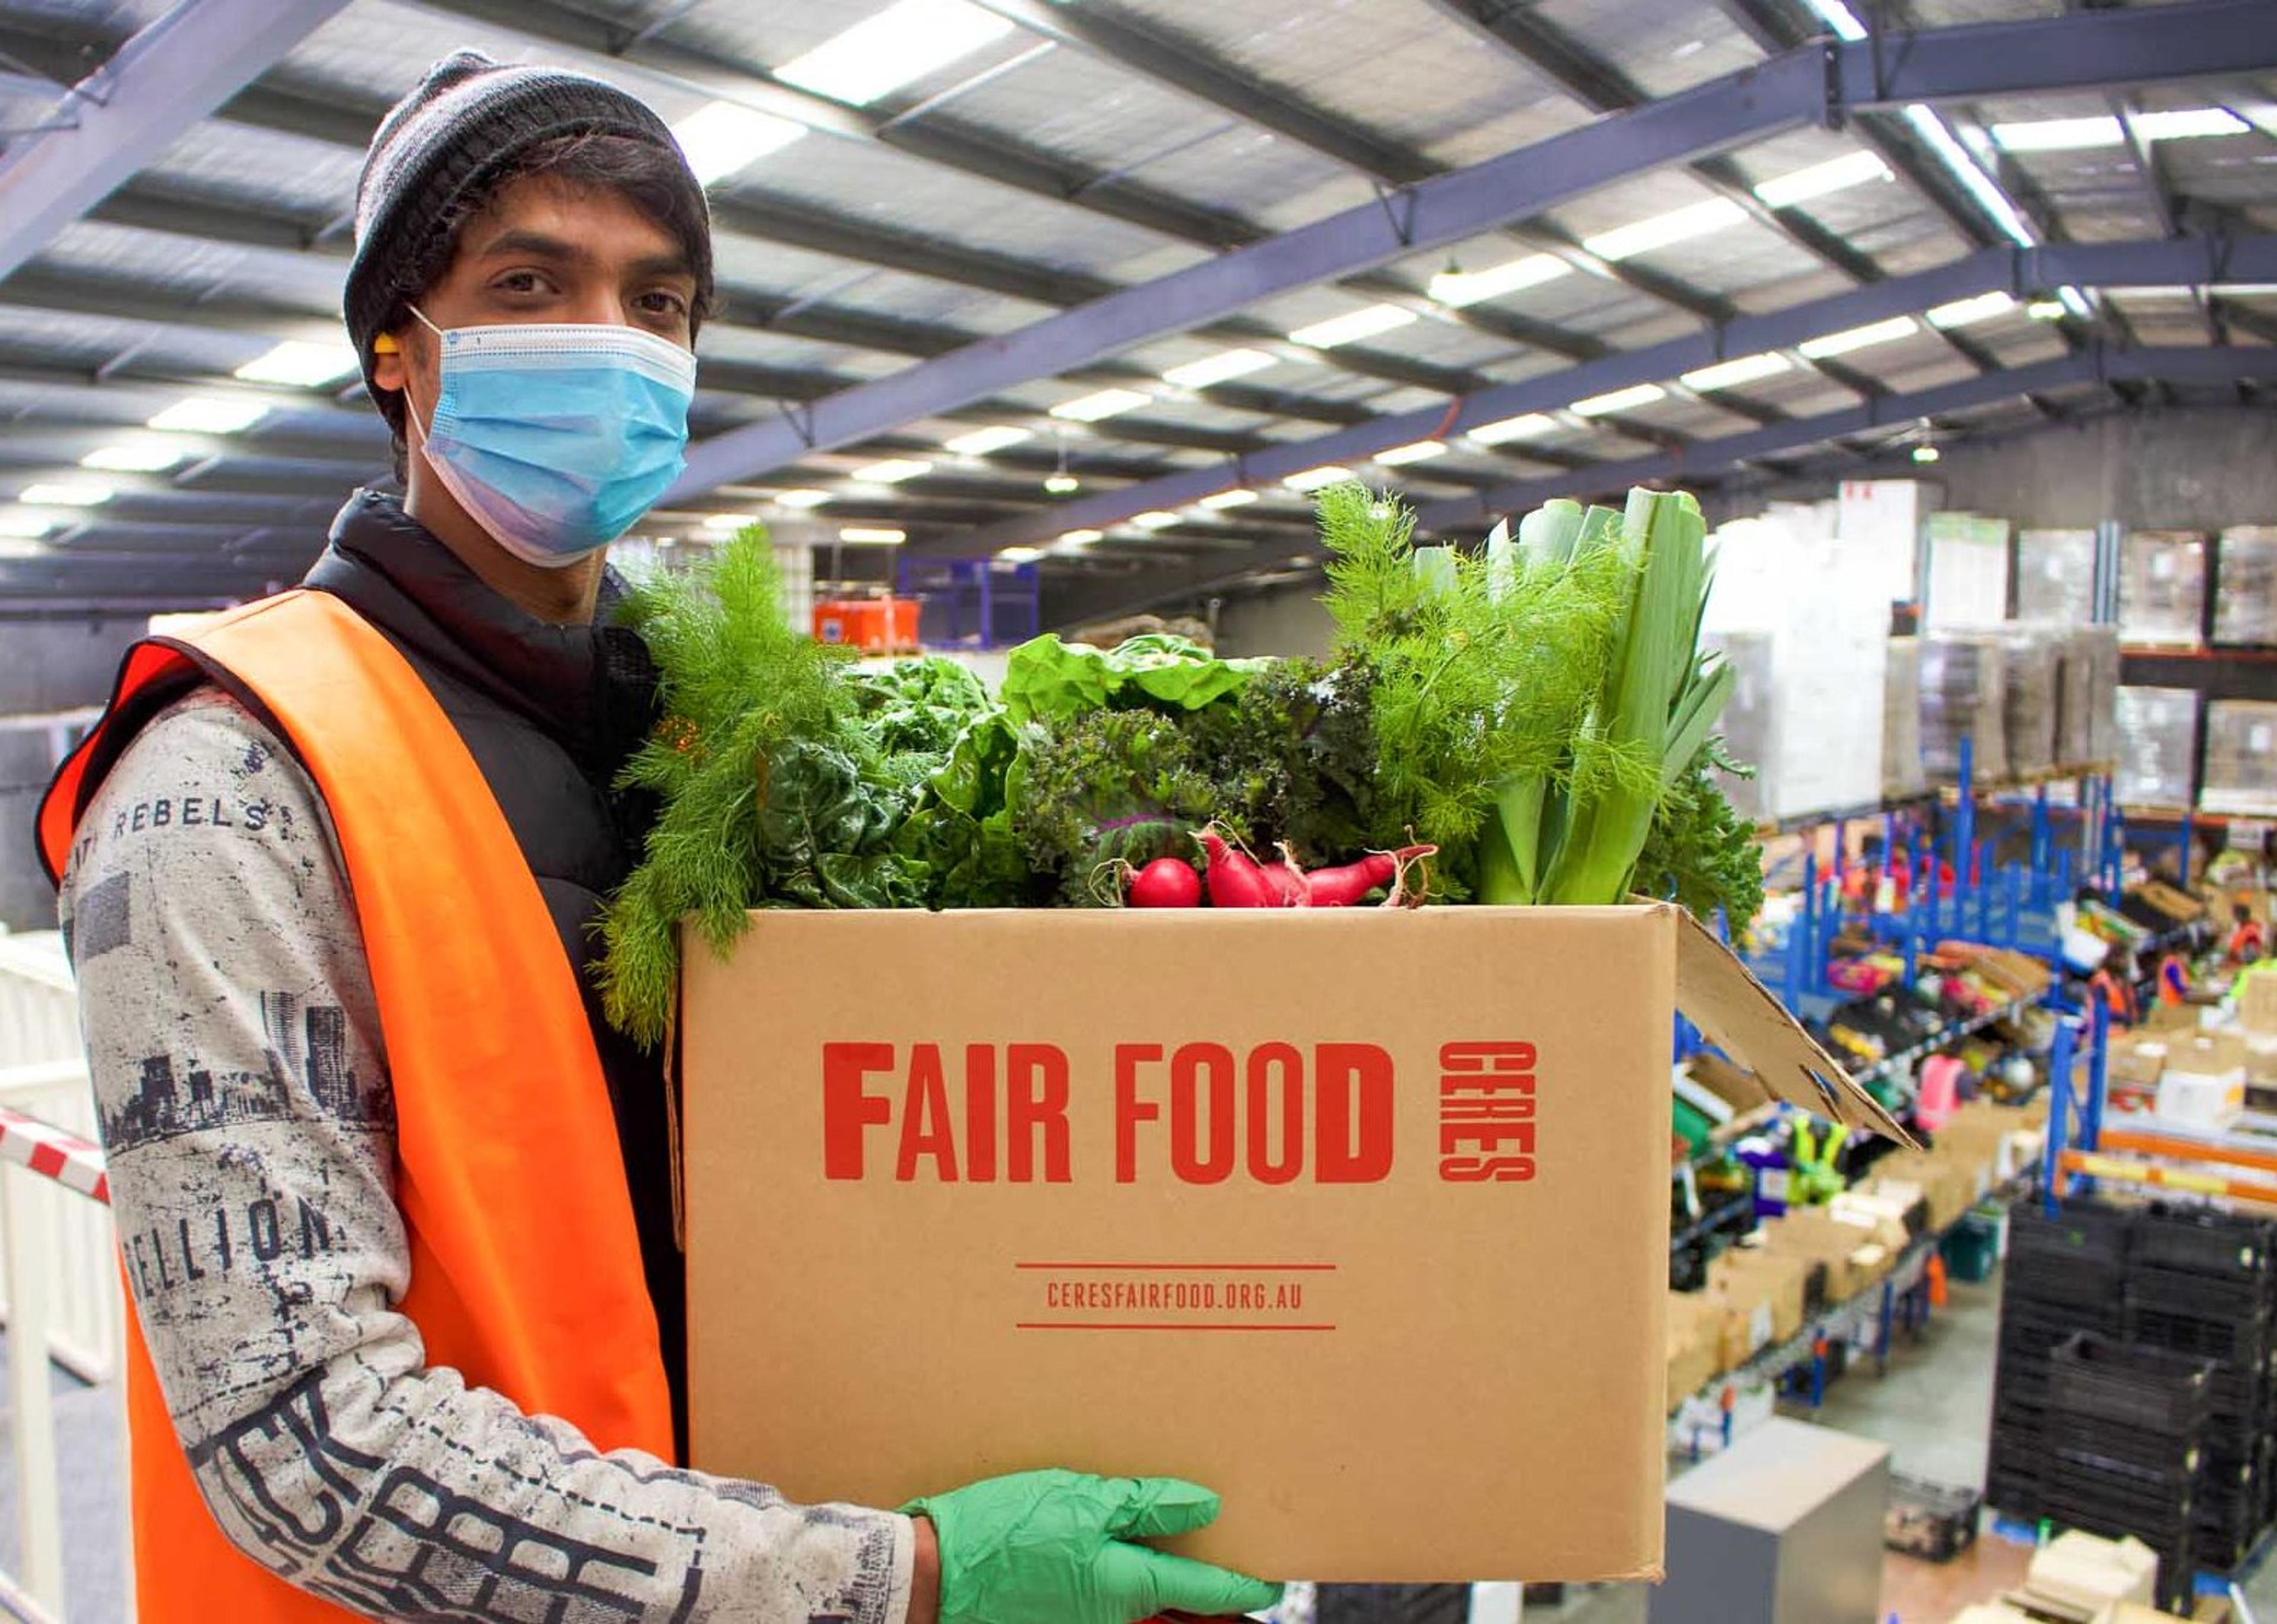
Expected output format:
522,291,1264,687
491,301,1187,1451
904,1469,1283,1624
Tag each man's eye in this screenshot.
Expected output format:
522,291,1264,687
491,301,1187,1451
639,291,690,317
494,272,547,294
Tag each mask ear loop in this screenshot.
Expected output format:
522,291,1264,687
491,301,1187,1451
392,305,448,455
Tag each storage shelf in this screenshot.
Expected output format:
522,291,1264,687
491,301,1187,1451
2123,644,2277,663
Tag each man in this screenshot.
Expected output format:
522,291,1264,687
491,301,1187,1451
40,52,1278,1624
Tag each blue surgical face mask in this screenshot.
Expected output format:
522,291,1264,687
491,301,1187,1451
403,307,696,570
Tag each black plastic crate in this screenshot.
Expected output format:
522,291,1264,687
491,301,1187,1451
2049,1333,2217,1435
1984,1467,2042,1521
2130,1264,2276,1323
2010,1254,2128,1310
2131,1293,2277,1366
2013,1197,2136,1265
2134,1202,2277,1282
1884,1475,1981,1562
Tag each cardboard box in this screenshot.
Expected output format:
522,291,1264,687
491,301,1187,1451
2026,1532,2160,1615
682,905,1899,1582
1710,1245,1809,1343
1763,1207,1880,1300
1666,1290,1725,1409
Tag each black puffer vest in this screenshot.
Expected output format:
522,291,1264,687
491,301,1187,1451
299,492,684,1419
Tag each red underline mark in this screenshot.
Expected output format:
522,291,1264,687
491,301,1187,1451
1015,1323,1338,1332
1013,1262,1338,1272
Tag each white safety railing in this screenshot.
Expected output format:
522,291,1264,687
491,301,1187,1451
0,934,121,1384
0,931,130,1623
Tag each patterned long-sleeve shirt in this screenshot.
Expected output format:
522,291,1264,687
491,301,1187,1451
60,687,914,1623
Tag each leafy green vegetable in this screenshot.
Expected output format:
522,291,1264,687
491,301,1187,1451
894,710,1041,910
1317,483,1633,892
1634,741,1765,927
597,529,932,1045
846,655,992,760
1180,655,1379,865
1000,632,1270,725
1011,708,1222,902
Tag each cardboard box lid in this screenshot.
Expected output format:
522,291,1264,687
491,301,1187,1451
1669,907,1911,1143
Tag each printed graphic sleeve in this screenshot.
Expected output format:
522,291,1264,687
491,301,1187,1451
60,687,914,1623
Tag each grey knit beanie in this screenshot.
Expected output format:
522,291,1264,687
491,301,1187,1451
345,50,711,426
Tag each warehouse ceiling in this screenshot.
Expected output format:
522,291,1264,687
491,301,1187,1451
1,0,2275,623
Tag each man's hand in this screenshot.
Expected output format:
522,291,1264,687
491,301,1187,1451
910,1513,942,1624
904,1470,1281,1624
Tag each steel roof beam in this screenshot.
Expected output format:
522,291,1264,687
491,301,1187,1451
1415,345,2277,528
955,231,2277,550
0,0,354,283
672,2,2277,498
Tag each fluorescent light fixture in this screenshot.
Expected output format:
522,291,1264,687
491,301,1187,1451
2058,285,2094,320
1991,116,2123,153
1904,104,2036,248
233,339,358,387
943,425,1032,455
2137,107,2251,142
850,458,932,483
702,512,762,532
80,440,187,473
774,0,1013,106
1050,387,1151,422
1912,445,1941,464
1569,383,1666,417
1198,488,1259,509
1582,198,1745,262
1467,411,1557,445
1282,465,1355,492
1374,441,1450,465
1287,304,1417,349
0,509,56,538
1055,528,1102,548
771,488,833,508
1991,109,2249,153
146,395,267,434
1130,510,1179,529
838,526,907,545
1927,291,2018,329
19,481,111,507
2026,298,2068,320
1753,151,1891,209
1797,315,1918,359
670,100,805,186
1162,348,1275,389
1044,471,1080,494
1428,254,1570,308
1798,0,1867,42
996,545,1046,564
1679,352,1790,391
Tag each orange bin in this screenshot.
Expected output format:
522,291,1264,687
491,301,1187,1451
812,596,922,652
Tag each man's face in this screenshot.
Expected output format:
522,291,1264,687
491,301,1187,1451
371,171,699,429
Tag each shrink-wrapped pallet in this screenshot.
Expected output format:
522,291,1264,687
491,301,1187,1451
1919,634,2008,786
2075,626,2121,766
2115,686,2198,809
1884,637,1927,800
2201,700,2277,815
2001,629,2060,780
2118,531,2207,647
2214,525,2277,646
2016,529,2098,625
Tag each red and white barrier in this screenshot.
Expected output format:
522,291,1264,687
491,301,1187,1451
0,1108,107,1207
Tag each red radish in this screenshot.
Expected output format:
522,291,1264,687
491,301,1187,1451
1126,856,1203,908
1195,825,1278,908
1300,844,1439,907
1264,845,1311,907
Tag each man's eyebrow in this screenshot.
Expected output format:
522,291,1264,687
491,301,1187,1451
471,227,587,263
627,250,696,281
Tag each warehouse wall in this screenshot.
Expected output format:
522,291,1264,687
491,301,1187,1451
0,617,146,933
1917,407,2277,531
1213,579,1335,659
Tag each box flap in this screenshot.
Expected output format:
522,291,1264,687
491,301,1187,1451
1666,904,1913,1143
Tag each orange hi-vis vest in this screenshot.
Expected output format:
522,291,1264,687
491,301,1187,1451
39,589,674,1620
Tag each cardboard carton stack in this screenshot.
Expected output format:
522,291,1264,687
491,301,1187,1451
1921,633,2010,784
1940,1530,2167,1624
2116,687,2199,808
2119,531,2209,648
1708,630,1775,822
2214,525,2277,646
2017,529,2100,624
2199,699,2277,815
